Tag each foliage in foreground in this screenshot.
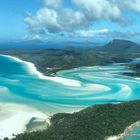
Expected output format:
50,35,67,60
8,100,140,140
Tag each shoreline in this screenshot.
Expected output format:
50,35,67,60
106,121,140,140
0,54,83,139
0,103,50,139
0,54,81,87
9,100,140,140
1,54,140,139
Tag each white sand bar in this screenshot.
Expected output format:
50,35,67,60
0,103,49,139
0,55,81,87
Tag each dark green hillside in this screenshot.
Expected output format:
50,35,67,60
95,39,140,53
10,101,140,140
0,47,133,76
1,39,140,76
124,63,140,77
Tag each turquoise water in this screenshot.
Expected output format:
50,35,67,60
123,125,140,140
1,55,140,114
1,55,140,138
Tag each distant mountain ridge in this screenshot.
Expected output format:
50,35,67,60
95,39,140,53
0,39,140,53
0,40,101,50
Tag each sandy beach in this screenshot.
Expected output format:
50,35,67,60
0,55,81,87
106,121,140,140
0,103,49,139
82,84,111,91
1,54,140,140
0,55,83,139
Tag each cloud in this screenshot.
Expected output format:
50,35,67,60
25,2,86,35
25,8,61,34
44,0,63,9
113,0,140,13
76,28,140,39
76,29,109,37
73,0,123,23
25,0,140,38
92,30,140,40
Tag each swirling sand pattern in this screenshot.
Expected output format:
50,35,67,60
1,55,140,139
0,55,140,113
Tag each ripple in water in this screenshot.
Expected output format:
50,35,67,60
0,56,140,139
0,55,140,114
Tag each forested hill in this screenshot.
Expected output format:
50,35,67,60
9,101,140,140
1,39,140,76
94,39,140,53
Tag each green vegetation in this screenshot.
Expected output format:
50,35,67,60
8,101,140,140
1,39,140,140
0,48,135,76
1,39,140,76
124,63,140,77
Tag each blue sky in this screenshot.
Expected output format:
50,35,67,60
1,0,140,43
0,0,41,41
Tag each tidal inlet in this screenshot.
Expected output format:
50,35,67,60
0,54,140,139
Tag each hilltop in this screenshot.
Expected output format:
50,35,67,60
95,39,140,53
1,39,139,75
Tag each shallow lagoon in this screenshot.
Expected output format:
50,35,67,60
0,55,140,138
122,123,140,140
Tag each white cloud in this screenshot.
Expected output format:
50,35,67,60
123,0,140,12
25,0,140,38
44,0,62,9
25,1,86,34
73,0,123,22
25,8,61,33
57,9,86,31
76,29,109,37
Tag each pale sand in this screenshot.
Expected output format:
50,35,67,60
0,55,81,87
105,121,140,140
83,84,111,91
0,86,10,93
0,103,49,139
116,84,132,99
134,77,140,80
